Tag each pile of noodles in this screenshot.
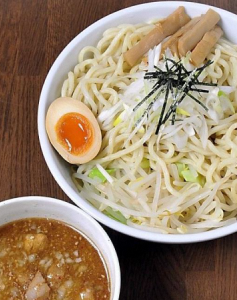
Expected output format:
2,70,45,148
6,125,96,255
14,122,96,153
61,21,237,234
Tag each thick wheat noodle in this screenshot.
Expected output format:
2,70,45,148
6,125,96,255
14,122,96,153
60,22,237,234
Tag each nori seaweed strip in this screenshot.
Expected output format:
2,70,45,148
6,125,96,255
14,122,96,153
191,82,217,86
171,111,176,125
135,99,156,127
133,80,162,111
186,92,208,111
135,87,166,126
162,92,187,124
189,88,209,93
133,58,214,135
155,81,171,134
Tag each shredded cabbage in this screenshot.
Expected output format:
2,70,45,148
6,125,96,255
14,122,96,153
176,163,205,187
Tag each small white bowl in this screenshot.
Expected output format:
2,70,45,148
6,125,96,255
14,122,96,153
38,2,237,243
0,196,120,300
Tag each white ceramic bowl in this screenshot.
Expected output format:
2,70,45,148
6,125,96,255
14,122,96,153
0,196,120,300
38,2,237,243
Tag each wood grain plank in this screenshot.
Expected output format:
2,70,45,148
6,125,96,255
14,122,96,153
216,235,237,300
0,73,14,104
46,0,124,70
186,271,218,300
0,74,68,200
17,0,47,76
153,245,187,300
183,241,216,271
107,228,187,300
0,0,21,74
0,100,13,199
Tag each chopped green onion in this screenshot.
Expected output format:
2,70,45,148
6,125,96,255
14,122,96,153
176,163,205,187
88,168,115,183
176,163,186,175
104,207,127,224
218,90,228,98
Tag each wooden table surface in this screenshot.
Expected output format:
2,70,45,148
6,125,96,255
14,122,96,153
1,0,237,299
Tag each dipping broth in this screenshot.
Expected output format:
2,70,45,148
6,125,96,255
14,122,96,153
0,218,110,300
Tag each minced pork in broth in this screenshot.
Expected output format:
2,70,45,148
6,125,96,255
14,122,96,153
0,218,110,300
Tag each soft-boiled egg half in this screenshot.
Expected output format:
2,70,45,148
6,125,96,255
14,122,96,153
46,97,102,164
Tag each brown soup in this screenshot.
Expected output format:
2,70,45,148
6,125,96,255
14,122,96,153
0,218,110,300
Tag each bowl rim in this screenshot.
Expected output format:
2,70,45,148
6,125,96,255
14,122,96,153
38,1,237,243
0,196,121,299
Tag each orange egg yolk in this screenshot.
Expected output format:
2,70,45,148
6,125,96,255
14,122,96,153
56,112,94,156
